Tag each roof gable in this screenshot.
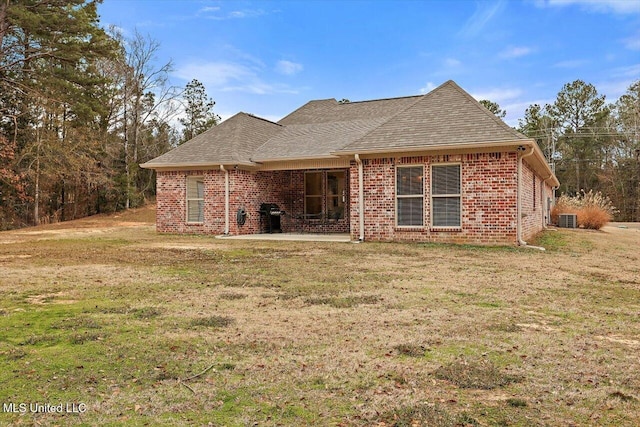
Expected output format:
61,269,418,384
336,80,527,154
253,95,421,161
140,113,282,168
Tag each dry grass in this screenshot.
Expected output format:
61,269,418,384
577,205,613,230
0,205,639,425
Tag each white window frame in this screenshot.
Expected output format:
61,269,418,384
430,163,462,229
395,165,425,227
186,176,204,224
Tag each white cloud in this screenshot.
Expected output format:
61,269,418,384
419,82,437,94
198,6,221,13
202,8,267,20
610,63,640,78
175,62,255,87
596,79,636,101
499,46,535,59
622,33,640,50
444,57,462,67
174,61,300,95
275,60,304,76
553,59,589,68
537,0,640,14
471,88,523,103
458,0,506,37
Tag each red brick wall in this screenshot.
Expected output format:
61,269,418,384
156,170,224,234
349,152,521,245
156,168,349,235
156,155,549,244
521,160,552,241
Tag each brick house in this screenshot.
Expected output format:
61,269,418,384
141,80,559,245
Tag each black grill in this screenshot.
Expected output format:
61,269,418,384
258,203,284,233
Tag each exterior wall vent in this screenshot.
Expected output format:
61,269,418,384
558,213,577,228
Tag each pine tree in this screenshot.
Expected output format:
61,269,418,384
479,99,506,119
179,79,219,143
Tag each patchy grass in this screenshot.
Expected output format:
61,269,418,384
0,210,639,425
304,294,380,308
393,343,428,358
375,403,476,426
189,315,235,328
434,357,520,389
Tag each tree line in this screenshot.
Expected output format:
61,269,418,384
1,2,638,229
516,79,639,222
0,1,217,229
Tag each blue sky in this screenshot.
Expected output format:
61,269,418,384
98,0,640,127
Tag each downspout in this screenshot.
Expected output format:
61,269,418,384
542,174,554,229
355,154,365,241
517,145,545,250
220,165,230,235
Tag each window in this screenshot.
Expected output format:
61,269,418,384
327,171,345,220
304,172,323,217
186,177,204,223
431,164,461,228
304,170,346,219
396,166,424,226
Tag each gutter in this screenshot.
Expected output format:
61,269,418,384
517,145,545,250
355,154,365,242
220,165,230,235
335,140,525,156
140,161,257,170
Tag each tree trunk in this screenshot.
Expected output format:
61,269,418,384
0,0,8,64
34,147,40,225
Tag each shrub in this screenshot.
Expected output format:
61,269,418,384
577,205,611,230
552,190,616,230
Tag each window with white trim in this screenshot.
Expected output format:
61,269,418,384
186,177,204,223
431,164,461,228
396,166,424,226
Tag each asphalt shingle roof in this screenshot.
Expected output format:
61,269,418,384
142,80,530,168
337,80,527,154
141,113,282,167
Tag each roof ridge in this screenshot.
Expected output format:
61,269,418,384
443,80,526,140
339,94,424,105
346,91,426,148
277,99,337,124
236,111,284,127
231,112,283,163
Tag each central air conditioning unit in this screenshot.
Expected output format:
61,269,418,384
558,213,577,228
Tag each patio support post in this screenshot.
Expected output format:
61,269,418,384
220,165,229,235
355,154,365,241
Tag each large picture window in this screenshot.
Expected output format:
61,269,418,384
396,166,424,226
186,177,204,223
304,170,346,219
431,164,461,228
